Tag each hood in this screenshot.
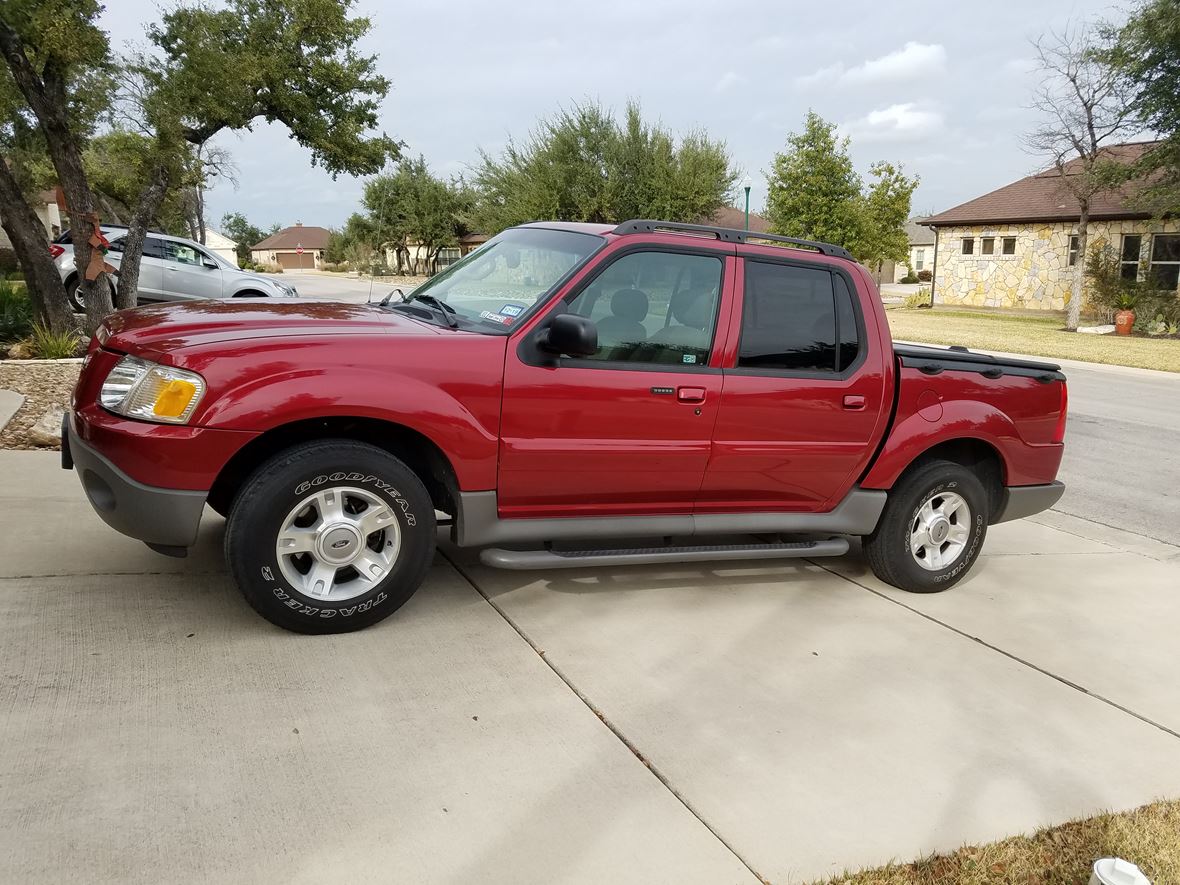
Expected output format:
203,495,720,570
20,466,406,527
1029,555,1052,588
100,298,441,357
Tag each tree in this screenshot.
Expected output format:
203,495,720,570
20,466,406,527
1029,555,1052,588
854,162,920,275
1106,0,1180,215
1,0,399,331
220,212,277,266
1025,25,1141,330
361,157,471,274
473,101,737,233
766,112,864,249
765,112,918,269
0,0,112,333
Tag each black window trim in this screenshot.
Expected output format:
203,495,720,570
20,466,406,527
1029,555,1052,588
728,254,868,382
516,241,733,372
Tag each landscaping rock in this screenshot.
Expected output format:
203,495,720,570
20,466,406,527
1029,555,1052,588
1078,324,1116,335
0,361,79,450
27,404,65,447
6,341,33,359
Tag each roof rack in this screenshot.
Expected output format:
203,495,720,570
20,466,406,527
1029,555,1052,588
611,219,854,260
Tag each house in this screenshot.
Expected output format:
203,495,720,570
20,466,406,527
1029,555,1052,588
708,205,772,233
202,229,239,267
385,232,491,276
250,222,330,270
0,189,62,265
897,219,936,282
925,142,1176,310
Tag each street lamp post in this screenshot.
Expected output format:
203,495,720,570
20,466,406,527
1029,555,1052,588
742,176,752,231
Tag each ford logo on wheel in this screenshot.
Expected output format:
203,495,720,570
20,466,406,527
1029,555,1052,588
330,539,350,549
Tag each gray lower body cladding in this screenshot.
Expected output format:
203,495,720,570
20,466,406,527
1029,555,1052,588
452,488,889,548
63,417,207,548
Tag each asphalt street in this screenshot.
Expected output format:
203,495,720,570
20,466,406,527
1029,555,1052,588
1052,361,1180,546
286,270,1180,545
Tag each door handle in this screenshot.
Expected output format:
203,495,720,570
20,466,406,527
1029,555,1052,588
677,386,706,404
843,395,866,410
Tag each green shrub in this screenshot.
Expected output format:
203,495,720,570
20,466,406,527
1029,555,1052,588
0,280,34,343
29,323,82,359
258,262,283,274
6,270,25,282
899,272,920,284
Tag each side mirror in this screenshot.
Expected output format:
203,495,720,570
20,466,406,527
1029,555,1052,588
202,259,218,269
539,313,598,357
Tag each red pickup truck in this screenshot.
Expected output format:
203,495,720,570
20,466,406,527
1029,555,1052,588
64,220,1067,633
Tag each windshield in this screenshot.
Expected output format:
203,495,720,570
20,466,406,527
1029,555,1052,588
402,227,603,330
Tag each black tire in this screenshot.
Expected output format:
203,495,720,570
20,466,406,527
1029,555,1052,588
66,276,85,313
862,459,989,594
225,440,436,633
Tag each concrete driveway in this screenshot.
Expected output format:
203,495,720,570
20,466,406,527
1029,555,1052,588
2,450,1179,884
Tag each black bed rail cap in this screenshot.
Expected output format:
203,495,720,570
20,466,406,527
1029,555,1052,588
611,219,854,260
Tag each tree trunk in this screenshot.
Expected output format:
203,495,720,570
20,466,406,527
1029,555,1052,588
116,163,171,310
1068,204,1089,332
0,157,75,334
0,25,113,328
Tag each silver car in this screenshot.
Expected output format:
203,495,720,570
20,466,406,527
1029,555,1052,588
52,226,298,312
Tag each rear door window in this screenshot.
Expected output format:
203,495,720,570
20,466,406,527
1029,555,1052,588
738,261,859,373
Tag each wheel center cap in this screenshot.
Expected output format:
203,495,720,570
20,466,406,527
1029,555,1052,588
317,524,363,564
929,517,950,544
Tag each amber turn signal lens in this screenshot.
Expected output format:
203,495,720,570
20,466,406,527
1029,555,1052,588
153,379,198,418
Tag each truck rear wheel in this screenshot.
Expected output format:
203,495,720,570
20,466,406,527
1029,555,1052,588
225,440,435,633
862,459,988,593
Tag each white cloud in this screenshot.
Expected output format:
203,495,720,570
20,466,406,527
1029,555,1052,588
794,41,946,88
845,41,946,83
794,63,845,88
841,103,945,142
712,71,743,94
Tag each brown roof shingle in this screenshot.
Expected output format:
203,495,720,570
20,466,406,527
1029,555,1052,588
926,142,1160,227
252,224,331,251
708,205,771,233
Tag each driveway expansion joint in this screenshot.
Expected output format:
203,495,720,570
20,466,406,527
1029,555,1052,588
441,548,768,885
812,560,1180,743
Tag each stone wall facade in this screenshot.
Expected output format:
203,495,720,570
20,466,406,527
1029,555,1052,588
932,219,1180,310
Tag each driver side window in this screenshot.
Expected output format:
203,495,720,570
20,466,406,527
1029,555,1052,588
566,251,723,366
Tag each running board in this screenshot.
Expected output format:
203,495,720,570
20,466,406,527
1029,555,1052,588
479,538,850,570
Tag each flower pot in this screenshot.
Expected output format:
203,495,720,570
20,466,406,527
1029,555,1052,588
1114,309,1135,335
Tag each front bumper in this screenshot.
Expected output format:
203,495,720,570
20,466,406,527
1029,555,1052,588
63,414,207,549
993,481,1066,524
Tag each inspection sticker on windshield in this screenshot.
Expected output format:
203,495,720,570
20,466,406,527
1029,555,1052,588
479,310,512,325
682,354,697,364
499,304,524,317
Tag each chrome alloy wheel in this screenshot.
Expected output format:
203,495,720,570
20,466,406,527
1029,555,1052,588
909,490,971,571
275,486,402,601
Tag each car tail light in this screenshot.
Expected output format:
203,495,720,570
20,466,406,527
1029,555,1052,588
49,244,64,259
1053,382,1068,444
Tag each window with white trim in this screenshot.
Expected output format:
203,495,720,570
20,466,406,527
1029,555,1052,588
1120,235,1142,281
1149,234,1180,290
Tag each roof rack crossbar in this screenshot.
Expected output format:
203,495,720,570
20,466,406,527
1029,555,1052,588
610,219,853,260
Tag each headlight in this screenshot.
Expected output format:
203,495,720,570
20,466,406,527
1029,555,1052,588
99,355,206,424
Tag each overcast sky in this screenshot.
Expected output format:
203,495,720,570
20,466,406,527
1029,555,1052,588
102,0,1126,231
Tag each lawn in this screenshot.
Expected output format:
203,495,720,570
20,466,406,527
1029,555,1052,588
818,800,1179,885
886,307,1180,373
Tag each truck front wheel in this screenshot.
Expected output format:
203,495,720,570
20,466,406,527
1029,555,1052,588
862,459,988,593
225,440,436,633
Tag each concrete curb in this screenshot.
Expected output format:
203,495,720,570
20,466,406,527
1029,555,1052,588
0,390,25,434
0,357,84,365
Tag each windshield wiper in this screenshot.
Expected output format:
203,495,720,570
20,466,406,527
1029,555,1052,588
408,293,459,329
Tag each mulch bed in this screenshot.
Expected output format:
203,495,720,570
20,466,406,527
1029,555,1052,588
0,360,81,450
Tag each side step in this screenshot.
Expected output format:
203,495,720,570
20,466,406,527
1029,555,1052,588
479,537,850,570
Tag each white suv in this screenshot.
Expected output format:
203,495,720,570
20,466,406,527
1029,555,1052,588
52,226,298,312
